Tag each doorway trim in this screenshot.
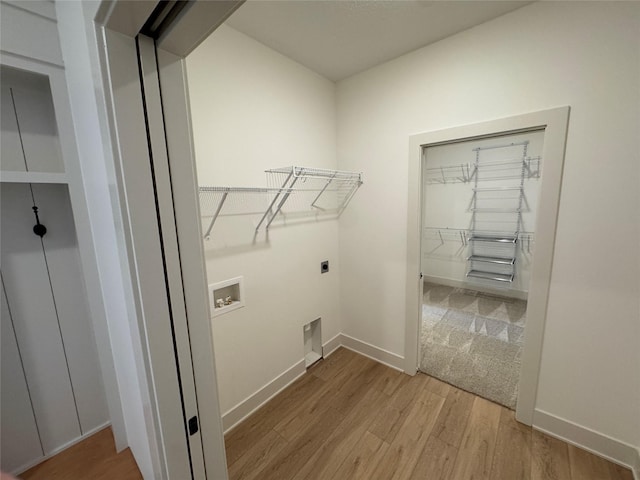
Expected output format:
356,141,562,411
404,107,570,424
93,0,245,477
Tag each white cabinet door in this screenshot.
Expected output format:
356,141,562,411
0,85,26,172
0,183,81,455
0,275,43,473
32,183,108,432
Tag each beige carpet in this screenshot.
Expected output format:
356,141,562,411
420,282,527,409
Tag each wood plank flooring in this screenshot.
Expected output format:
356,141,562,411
19,427,142,480
15,348,633,480
225,347,634,480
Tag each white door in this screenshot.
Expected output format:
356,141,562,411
0,182,109,474
1,183,82,463
1,269,43,473
97,3,243,476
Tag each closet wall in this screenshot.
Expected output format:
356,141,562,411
422,130,543,296
1,66,108,474
186,25,340,426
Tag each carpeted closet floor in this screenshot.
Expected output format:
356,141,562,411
420,282,527,409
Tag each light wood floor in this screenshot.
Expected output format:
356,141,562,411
19,427,142,480
225,347,634,480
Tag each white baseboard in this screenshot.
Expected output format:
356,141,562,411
14,422,111,475
339,333,405,371
220,332,404,434
423,274,528,300
322,333,342,357
222,359,306,433
220,336,638,480
533,409,638,475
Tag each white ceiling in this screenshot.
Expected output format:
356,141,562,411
225,1,532,82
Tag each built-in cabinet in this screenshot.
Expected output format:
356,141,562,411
1,65,108,474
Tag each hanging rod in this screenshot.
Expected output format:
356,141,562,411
472,140,529,152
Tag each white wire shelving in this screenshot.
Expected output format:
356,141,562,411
422,227,534,253
199,166,363,239
423,156,541,184
467,142,530,285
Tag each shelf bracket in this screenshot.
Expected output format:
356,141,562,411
266,176,300,230
337,179,362,215
204,191,228,239
310,172,337,210
255,171,293,233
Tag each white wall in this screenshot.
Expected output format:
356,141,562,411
186,25,340,418
337,0,639,452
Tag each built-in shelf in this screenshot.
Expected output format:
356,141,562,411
209,276,245,318
0,171,68,184
468,255,515,265
467,270,514,283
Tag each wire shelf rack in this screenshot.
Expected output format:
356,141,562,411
424,156,541,184
422,228,535,253
199,167,363,239
264,166,363,216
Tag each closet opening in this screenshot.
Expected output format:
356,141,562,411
419,129,543,410
405,107,569,424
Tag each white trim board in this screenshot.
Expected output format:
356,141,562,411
221,359,306,433
220,332,404,434
13,422,111,476
218,331,639,479
322,333,342,358
533,409,639,476
339,333,405,372
0,171,69,184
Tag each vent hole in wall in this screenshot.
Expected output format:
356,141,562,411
303,318,322,368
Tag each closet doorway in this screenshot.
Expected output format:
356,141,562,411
405,108,569,424
419,130,543,409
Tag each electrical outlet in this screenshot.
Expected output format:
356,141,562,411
321,260,329,274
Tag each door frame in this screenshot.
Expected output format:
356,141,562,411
93,1,242,477
404,107,570,425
